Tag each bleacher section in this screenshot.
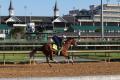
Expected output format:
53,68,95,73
71,25,120,33
71,25,99,31
49,32,120,38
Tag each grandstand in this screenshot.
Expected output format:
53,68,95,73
0,0,119,52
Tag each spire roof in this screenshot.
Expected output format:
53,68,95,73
54,1,59,11
9,0,14,10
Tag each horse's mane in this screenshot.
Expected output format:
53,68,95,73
64,37,74,43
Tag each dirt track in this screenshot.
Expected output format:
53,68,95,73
0,62,120,78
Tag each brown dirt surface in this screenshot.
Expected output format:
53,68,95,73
0,62,120,78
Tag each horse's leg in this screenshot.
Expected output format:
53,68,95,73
69,56,74,64
29,51,36,65
30,57,34,64
46,56,52,67
62,52,73,64
62,52,69,63
30,57,32,65
50,51,59,63
65,56,74,64
33,55,36,65
58,50,61,56
52,57,58,63
67,56,70,63
64,56,69,63
29,54,34,64
30,57,35,64
70,57,74,64
50,54,53,61
46,55,49,63
29,52,32,64
50,54,58,63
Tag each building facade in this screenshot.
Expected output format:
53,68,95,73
0,0,120,41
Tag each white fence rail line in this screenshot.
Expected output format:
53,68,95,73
0,50,120,54
0,75,120,80
0,44,120,47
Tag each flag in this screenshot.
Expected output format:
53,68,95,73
52,35,62,49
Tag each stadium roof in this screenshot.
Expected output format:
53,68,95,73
0,24,11,30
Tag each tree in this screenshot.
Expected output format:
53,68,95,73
95,29,102,32
10,27,25,39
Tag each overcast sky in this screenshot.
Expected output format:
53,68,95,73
0,0,118,16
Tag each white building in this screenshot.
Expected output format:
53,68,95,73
90,4,120,23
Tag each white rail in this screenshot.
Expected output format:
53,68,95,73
0,44,120,47
0,50,120,54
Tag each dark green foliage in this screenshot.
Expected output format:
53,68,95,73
10,27,25,39
95,29,102,32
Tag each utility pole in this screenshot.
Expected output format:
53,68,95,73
0,5,1,24
30,12,32,23
101,0,104,40
24,5,27,24
117,0,120,5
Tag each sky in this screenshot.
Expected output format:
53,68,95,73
0,0,118,16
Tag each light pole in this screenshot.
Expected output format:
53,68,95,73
117,0,120,5
101,0,104,40
73,14,76,26
78,30,81,42
24,5,27,24
0,5,1,24
30,12,32,23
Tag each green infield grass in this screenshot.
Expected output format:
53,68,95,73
72,52,120,61
0,52,119,63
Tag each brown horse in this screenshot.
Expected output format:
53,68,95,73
40,37,76,64
40,43,57,63
29,37,76,64
29,43,57,64
59,37,76,63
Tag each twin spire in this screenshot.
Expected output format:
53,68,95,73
8,0,14,16
54,0,59,18
54,1,59,11
8,0,59,17
9,0,14,10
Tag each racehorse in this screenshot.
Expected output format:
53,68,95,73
29,43,57,65
29,37,76,64
40,43,57,63
40,37,76,64
59,37,76,63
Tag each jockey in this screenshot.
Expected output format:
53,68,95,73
52,35,63,55
52,35,62,50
